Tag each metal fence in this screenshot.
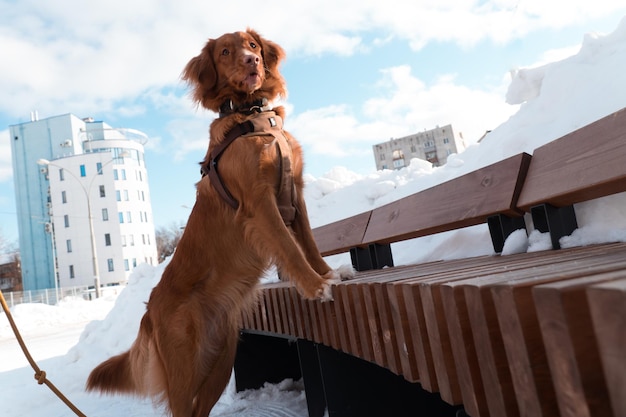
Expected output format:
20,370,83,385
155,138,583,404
1,285,124,308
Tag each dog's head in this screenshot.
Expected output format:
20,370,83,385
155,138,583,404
182,28,287,113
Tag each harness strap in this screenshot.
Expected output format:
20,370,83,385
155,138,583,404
202,120,255,209
275,133,297,226
201,112,297,225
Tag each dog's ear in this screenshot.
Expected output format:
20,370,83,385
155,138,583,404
181,39,217,107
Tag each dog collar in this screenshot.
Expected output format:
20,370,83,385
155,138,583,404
219,98,269,118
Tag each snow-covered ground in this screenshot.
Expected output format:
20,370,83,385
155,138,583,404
2,17,626,417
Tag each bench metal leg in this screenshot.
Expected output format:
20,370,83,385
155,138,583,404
530,203,578,249
487,214,527,253
299,340,460,417
350,243,394,272
297,339,327,417
234,331,301,392
237,335,461,416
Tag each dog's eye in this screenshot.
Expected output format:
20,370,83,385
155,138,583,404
221,48,230,56
249,42,257,49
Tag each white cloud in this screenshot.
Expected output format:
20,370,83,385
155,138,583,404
289,65,518,159
1,0,624,119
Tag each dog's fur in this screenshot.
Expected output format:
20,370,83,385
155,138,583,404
86,29,351,416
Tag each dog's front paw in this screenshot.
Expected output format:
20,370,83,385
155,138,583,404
316,277,339,302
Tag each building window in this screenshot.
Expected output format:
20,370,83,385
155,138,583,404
64,214,70,228
118,212,124,223
99,185,106,197
80,164,86,177
66,239,72,253
121,235,127,247
124,259,130,271
113,169,119,180
443,137,450,144
116,190,121,201
107,258,114,272
126,211,132,223
69,265,75,279
61,191,67,204
123,190,129,201
96,162,103,174
121,169,127,180
129,234,135,246
102,208,109,221
104,233,111,246
59,168,65,181
132,258,137,268
379,153,386,161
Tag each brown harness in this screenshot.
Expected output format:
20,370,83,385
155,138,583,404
201,111,297,225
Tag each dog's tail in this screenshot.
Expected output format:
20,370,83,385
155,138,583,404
86,351,134,394
86,315,159,396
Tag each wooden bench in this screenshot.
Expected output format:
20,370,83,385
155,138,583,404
517,107,626,248
235,107,626,417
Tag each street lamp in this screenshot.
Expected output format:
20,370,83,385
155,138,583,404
37,152,128,298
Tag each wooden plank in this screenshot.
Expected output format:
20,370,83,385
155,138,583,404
351,282,374,362
440,281,488,417
490,253,626,417
362,281,387,368
464,278,520,417
363,153,530,245
313,210,372,256
386,280,420,382
587,278,626,417
402,282,437,392
333,282,351,353
517,107,626,210
322,298,340,350
287,286,305,339
457,245,622,417
419,279,463,405
533,272,624,417
374,280,402,375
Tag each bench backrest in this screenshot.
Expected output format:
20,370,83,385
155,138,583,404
362,153,530,245
517,107,626,211
312,106,626,257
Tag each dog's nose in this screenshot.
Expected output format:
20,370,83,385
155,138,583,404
243,52,260,66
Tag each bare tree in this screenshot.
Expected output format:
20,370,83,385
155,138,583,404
0,228,21,291
155,222,185,263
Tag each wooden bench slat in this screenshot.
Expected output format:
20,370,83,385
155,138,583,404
455,245,620,417
464,279,520,417
517,107,626,210
586,277,626,417
439,282,488,417
533,271,624,417
490,252,626,417
362,153,530,245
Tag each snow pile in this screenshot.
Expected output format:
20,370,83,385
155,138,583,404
2,17,626,416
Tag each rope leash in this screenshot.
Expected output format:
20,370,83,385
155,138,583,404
0,289,87,417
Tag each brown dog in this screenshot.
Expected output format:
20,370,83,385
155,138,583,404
86,29,351,416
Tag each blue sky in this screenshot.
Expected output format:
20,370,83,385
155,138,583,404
1,1,625,244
